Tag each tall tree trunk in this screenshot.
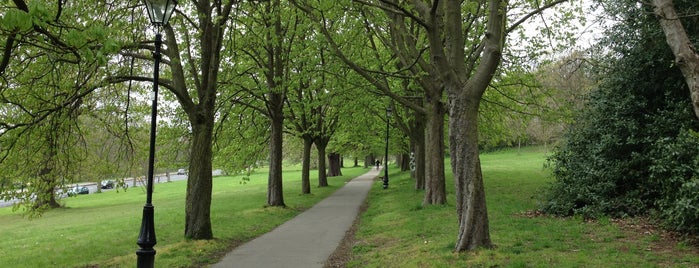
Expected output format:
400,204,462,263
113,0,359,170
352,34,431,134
185,120,214,239
404,108,426,190
264,0,286,207
423,94,446,205
163,0,229,239
398,153,407,171
327,153,342,177
413,138,426,190
301,136,313,194
449,96,492,251
267,92,286,207
653,0,699,119
444,0,503,251
315,139,329,187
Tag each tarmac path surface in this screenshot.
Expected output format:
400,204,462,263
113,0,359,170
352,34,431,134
211,168,379,268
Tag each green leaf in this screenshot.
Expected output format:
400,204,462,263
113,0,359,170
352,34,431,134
1,9,32,31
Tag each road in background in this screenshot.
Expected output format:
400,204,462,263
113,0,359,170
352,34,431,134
0,170,224,208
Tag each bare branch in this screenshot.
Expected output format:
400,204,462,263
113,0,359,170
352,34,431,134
507,0,570,34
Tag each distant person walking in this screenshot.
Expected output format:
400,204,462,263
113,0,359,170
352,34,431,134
375,159,380,170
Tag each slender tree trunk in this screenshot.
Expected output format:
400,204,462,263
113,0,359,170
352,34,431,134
413,139,426,190
301,136,313,194
399,153,408,171
267,92,285,207
315,139,329,187
264,0,286,207
423,94,446,206
185,120,214,239
405,109,427,190
327,153,342,177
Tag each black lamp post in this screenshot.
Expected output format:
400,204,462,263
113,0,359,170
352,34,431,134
383,107,391,189
137,0,176,267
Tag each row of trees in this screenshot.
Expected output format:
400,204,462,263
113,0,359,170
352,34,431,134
0,0,584,252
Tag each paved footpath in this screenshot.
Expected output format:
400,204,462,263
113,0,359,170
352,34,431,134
211,168,380,268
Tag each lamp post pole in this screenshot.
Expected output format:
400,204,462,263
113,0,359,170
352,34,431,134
136,31,161,268
383,107,391,189
137,1,176,267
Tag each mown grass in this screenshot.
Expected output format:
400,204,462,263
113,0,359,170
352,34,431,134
0,166,368,267
348,147,699,267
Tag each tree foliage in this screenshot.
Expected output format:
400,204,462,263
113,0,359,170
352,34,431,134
0,0,136,212
543,0,699,234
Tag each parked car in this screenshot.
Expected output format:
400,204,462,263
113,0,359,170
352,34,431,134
100,180,115,189
67,186,89,197
177,169,187,175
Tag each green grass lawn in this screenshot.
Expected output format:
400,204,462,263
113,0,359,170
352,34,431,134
3,148,698,267
348,147,699,267
0,166,368,267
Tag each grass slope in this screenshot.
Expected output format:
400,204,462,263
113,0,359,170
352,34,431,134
0,166,367,267
348,147,699,267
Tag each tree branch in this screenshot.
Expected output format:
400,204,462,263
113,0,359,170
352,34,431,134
506,0,570,34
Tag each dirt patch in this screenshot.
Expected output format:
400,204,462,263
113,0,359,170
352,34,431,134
610,217,699,253
323,200,369,268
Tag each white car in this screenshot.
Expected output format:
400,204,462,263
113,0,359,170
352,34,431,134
67,186,89,196
177,169,187,175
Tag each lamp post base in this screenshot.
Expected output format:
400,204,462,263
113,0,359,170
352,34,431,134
136,204,156,268
136,248,156,268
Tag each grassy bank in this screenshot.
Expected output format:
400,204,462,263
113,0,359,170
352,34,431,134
348,147,699,267
0,166,368,267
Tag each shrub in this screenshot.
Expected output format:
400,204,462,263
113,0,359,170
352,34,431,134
541,0,699,233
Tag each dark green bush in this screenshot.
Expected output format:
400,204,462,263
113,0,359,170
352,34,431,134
542,0,699,234
650,130,699,233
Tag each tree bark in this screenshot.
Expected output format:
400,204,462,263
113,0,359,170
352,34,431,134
301,136,313,194
267,92,286,207
402,107,426,190
653,0,699,119
413,138,426,190
449,96,492,250
185,120,214,239
35,175,61,209
264,0,286,207
35,126,61,210
164,0,227,236
315,138,329,187
399,153,409,171
327,153,342,177
423,95,446,206
442,0,504,251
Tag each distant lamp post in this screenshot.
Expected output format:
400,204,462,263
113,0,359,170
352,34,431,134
383,107,391,189
137,0,176,267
